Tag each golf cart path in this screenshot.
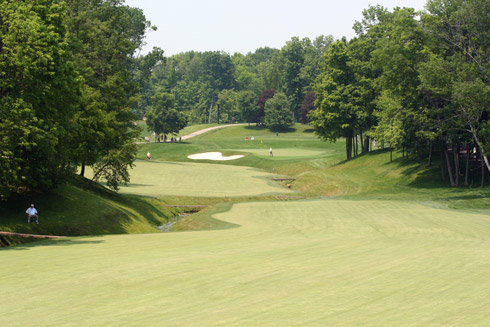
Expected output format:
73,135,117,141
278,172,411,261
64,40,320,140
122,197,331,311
181,123,247,140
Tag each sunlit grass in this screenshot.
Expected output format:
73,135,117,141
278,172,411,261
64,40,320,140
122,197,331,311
3,122,490,326
2,199,489,326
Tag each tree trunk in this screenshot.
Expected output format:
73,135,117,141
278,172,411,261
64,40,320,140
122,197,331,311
360,131,364,153
80,162,85,177
355,136,358,157
481,153,485,189
353,136,356,157
453,143,460,186
208,100,214,124
363,135,370,153
443,143,456,186
470,127,490,174
390,143,393,162
427,143,433,167
346,136,352,160
441,145,446,181
352,136,355,158
464,144,470,186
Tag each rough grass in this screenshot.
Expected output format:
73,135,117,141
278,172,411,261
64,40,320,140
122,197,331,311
2,199,489,326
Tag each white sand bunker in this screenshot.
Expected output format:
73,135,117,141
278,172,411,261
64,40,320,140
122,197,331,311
188,152,244,161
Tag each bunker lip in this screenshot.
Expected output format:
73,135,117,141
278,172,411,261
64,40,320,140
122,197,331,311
187,152,244,161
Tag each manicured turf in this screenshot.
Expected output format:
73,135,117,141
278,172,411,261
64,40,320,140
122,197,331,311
3,123,490,326
87,160,293,197
232,148,328,159
2,199,490,326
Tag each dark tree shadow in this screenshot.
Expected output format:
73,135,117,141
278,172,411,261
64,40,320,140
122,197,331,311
1,237,105,251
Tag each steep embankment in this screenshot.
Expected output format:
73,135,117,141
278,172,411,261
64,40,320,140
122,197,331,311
0,176,177,246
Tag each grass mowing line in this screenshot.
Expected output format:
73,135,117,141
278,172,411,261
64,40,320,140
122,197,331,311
2,199,489,326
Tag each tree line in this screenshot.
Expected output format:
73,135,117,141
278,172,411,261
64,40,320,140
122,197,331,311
310,0,490,187
3,0,487,199
0,0,160,199
136,35,334,130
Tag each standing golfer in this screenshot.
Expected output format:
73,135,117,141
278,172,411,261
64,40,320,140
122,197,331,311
269,147,273,157
26,204,39,224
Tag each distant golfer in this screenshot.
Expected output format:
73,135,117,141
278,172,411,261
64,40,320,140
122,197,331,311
269,147,273,157
26,204,39,224
147,152,152,160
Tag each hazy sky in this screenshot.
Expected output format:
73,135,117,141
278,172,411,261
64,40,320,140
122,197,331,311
125,0,428,56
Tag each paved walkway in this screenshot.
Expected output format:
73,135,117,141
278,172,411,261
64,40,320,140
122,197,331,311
138,124,246,144
181,124,247,140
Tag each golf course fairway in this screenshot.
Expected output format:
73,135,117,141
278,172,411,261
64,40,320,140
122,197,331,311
87,160,293,197
2,199,490,326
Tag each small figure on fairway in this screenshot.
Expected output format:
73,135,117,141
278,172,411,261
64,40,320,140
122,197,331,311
251,136,255,141
26,204,39,224
147,152,152,160
269,147,273,157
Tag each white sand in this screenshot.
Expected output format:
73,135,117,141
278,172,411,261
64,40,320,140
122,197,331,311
187,152,244,161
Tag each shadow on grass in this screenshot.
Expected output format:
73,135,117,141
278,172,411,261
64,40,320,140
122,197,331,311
243,125,298,133
0,175,175,242
125,183,156,188
1,237,105,251
243,125,267,131
135,159,187,166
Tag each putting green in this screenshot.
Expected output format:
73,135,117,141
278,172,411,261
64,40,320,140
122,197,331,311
2,199,489,326
232,148,328,159
88,160,293,197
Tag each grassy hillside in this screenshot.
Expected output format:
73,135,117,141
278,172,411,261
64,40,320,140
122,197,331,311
0,176,178,244
3,123,488,241
138,123,490,209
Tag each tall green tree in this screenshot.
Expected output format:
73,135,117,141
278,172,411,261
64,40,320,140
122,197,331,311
299,92,316,124
134,47,165,118
217,89,239,123
257,89,276,124
311,38,358,160
264,92,294,131
237,90,260,126
0,0,80,199
423,0,490,174
371,7,429,157
280,37,309,117
66,0,150,179
146,91,187,139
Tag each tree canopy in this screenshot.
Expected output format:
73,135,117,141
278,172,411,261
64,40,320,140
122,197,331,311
0,0,157,198
309,0,490,186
